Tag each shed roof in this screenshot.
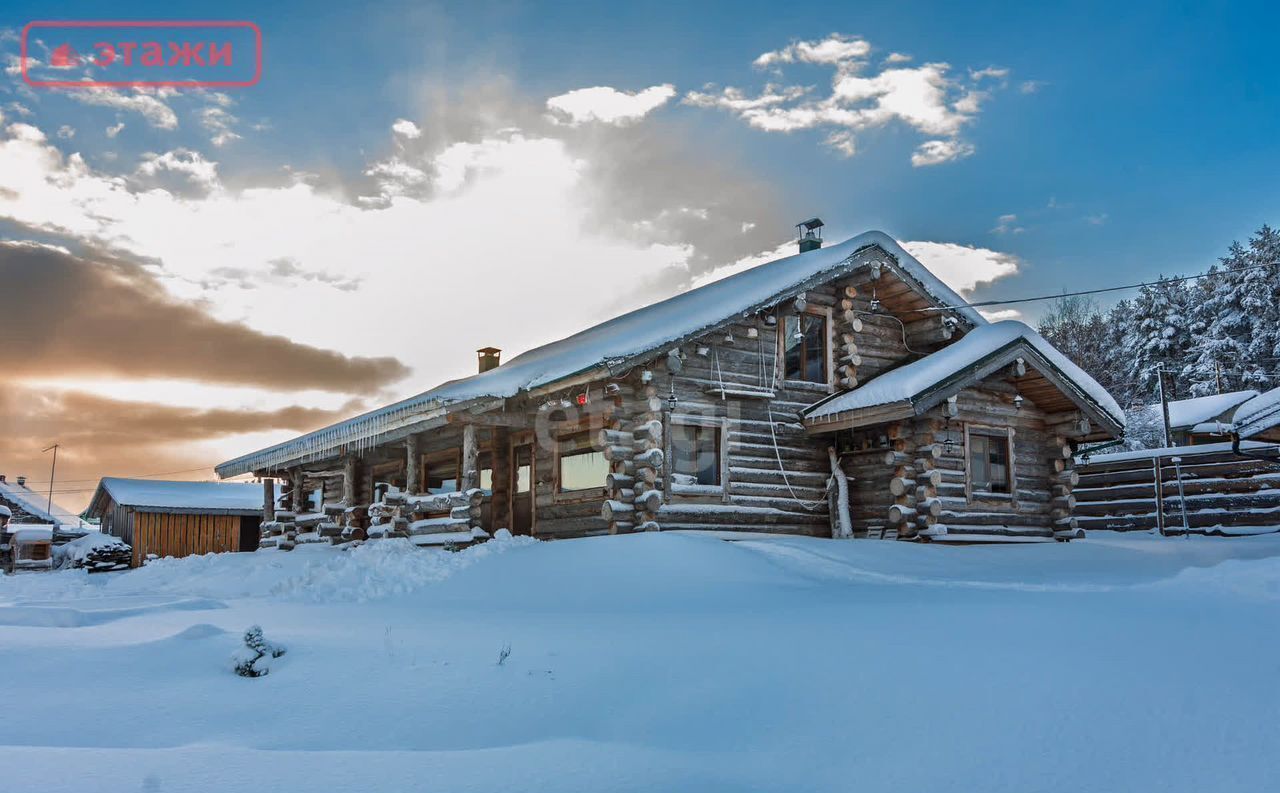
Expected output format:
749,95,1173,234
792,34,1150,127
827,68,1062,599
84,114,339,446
802,321,1126,433
1232,386,1280,440
88,478,270,516
217,230,985,477
1160,390,1258,430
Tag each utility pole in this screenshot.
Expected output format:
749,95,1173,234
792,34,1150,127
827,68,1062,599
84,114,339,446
1156,369,1173,448
42,443,60,516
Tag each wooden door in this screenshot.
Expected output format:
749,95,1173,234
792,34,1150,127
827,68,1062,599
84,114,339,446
510,442,534,536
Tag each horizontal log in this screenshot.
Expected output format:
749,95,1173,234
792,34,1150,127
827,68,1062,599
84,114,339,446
601,500,634,521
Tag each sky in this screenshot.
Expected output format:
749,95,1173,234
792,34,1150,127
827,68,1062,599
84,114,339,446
2,0,1278,510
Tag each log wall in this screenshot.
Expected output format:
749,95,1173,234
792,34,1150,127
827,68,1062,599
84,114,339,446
837,381,1086,541
1073,445,1280,535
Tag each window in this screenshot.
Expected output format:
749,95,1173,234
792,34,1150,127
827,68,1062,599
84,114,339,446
557,430,608,493
423,451,460,494
968,428,1013,496
783,312,829,383
477,452,493,493
671,422,721,486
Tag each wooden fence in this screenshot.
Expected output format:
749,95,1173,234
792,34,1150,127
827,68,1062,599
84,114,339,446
1073,442,1280,535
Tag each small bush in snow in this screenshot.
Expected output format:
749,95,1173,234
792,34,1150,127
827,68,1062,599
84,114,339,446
232,625,287,678
497,643,512,666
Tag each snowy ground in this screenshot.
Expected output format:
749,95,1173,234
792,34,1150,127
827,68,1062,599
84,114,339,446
2,531,1278,792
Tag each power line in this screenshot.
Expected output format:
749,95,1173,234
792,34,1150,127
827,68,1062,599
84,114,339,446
915,260,1277,313
14,464,217,486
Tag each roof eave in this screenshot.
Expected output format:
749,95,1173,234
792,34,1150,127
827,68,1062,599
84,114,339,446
802,338,1125,437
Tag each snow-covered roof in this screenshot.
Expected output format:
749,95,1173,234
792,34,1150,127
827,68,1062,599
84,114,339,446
1159,390,1258,430
218,230,984,478
0,478,92,529
803,321,1126,430
1233,386,1280,440
9,526,53,542
90,477,271,515
1078,439,1276,465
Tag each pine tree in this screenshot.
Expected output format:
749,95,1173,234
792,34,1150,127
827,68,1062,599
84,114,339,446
1124,277,1194,400
1187,225,1280,394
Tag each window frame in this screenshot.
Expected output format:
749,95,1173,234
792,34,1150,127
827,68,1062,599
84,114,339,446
964,424,1017,502
554,427,609,500
778,306,834,388
420,449,461,495
667,415,730,501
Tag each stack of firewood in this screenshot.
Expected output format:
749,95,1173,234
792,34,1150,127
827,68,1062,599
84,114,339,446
67,540,132,572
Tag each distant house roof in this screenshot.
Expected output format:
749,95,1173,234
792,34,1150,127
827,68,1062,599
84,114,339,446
1159,390,1258,431
802,321,1126,434
217,230,987,478
87,478,270,516
0,477,92,529
1233,386,1280,440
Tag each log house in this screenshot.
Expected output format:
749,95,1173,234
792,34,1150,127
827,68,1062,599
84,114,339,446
216,229,1124,545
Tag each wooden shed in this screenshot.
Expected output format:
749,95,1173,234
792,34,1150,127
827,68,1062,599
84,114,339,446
86,478,270,567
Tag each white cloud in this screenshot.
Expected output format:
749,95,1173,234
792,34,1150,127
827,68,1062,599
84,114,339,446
56,125,75,139
900,241,1022,295
68,88,178,130
0,119,698,390
1019,80,1045,94
992,213,1023,234
978,308,1022,322
687,35,1007,164
105,122,125,138
136,149,220,191
911,138,975,167
970,66,1010,81
825,130,856,157
391,118,422,138
199,105,240,147
754,34,871,68
546,84,676,126
1086,213,1108,225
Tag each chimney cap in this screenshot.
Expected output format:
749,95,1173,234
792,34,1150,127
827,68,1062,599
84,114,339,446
476,346,502,355
797,217,824,232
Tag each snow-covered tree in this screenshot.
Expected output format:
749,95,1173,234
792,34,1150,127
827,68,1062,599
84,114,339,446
1124,277,1194,400
1186,225,1280,394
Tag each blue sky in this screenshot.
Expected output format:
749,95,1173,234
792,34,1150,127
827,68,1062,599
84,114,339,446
11,0,1280,301
2,0,1278,500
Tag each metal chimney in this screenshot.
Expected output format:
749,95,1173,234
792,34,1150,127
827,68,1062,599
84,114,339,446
796,217,824,253
477,347,502,373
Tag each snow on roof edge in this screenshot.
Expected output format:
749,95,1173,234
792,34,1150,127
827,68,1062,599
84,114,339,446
1079,439,1276,464
803,321,1126,429
92,477,273,513
1233,386,1280,439
0,478,91,529
217,231,985,478
1158,389,1259,430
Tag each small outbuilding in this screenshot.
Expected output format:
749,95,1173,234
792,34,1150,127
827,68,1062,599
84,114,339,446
1155,390,1259,445
86,478,270,567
